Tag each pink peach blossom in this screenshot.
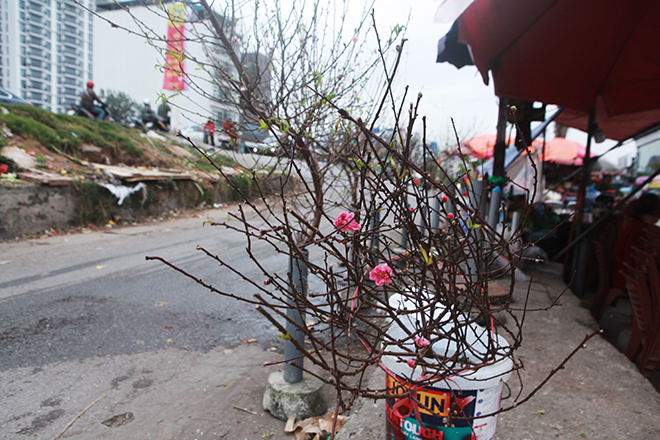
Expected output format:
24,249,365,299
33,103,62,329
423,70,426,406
334,212,361,232
369,263,393,286
414,336,430,347
407,359,416,368
447,213,455,220
441,195,448,202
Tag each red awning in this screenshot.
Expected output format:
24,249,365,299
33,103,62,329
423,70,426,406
438,0,660,141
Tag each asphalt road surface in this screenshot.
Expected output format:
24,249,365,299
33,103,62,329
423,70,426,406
0,207,292,372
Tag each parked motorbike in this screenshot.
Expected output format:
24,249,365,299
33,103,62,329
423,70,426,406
130,115,169,132
68,103,114,122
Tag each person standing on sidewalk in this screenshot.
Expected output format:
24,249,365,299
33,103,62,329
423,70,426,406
203,118,216,146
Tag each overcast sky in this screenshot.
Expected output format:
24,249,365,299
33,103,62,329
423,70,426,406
232,0,634,163
368,0,498,143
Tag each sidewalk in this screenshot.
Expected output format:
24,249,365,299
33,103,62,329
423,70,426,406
2,263,660,439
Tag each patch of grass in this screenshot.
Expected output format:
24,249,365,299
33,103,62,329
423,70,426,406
190,152,239,172
210,153,238,168
0,112,62,150
6,104,59,128
34,155,48,169
1,106,144,161
191,157,219,172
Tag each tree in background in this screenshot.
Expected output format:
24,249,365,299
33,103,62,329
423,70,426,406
99,90,139,125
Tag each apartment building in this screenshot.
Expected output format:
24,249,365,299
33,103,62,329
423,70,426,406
1,0,94,112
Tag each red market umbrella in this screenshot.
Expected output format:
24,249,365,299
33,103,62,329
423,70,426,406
541,138,586,166
437,0,660,141
462,134,512,159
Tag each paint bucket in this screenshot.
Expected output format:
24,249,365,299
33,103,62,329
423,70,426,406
383,294,513,440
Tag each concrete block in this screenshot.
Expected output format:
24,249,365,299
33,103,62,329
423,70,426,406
262,371,326,421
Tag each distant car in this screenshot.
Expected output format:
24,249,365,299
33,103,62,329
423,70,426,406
179,124,206,144
241,137,280,156
0,87,32,105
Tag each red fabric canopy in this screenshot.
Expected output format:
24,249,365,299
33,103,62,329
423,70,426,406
462,133,512,159
453,0,660,141
541,137,586,166
463,135,585,166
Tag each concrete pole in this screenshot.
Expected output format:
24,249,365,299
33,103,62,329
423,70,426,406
488,186,503,230
466,179,485,284
283,249,308,383
431,193,441,232
370,207,380,251
421,204,429,237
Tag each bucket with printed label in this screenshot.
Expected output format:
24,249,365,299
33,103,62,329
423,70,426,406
384,294,513,440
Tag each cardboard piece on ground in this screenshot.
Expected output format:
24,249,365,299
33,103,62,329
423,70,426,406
92,163,193,182
17,171,73,186
284,411,347,440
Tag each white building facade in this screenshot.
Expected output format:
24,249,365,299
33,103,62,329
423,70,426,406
94,1,239,131
1,0,95,112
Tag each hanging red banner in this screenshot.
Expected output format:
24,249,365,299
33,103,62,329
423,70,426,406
163,3,186,91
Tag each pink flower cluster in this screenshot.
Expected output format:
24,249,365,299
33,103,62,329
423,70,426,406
407,359,416,368
369,263,393,286
334,211,360,232
414,336,430,347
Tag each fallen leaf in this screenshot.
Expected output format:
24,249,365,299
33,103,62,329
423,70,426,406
243,338,258,343
166,338,174,343
154,301,171,307
287,411,346,440
96,265,106,269
285,416,296,433
164,326,173,330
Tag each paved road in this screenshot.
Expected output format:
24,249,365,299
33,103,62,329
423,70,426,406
0,205,337,440
0,207,289,372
